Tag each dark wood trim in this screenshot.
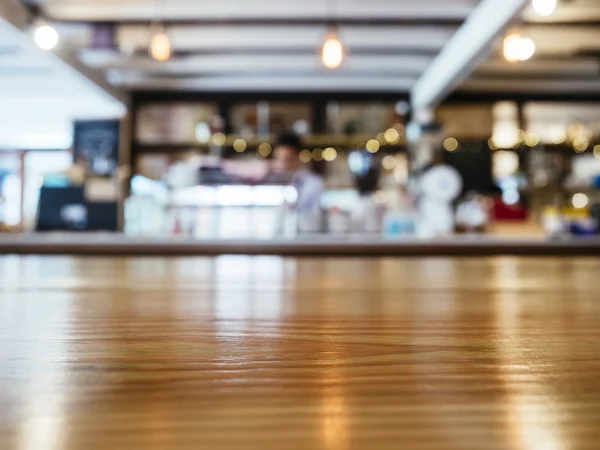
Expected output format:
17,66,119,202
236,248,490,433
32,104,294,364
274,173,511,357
49,17,465,27
2,235,600,256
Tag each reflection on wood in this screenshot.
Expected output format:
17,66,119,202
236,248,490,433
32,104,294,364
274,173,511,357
1,256,600,450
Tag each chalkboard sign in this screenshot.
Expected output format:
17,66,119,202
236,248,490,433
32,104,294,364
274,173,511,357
73,120,120,176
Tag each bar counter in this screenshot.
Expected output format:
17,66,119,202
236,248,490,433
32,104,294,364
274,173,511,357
1,233,600,256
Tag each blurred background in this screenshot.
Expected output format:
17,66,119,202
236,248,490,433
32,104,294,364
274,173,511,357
2,0,600,242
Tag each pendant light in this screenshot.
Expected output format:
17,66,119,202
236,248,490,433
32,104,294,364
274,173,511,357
503,29,535,63
321,0,344,69
150,25,171,62
34,23,59,50
532,0,557,17
149,0,171,62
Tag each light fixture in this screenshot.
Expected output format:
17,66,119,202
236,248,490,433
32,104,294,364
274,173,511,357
532,0,557,16
503,31,535,63
322,0,344,69
322,32,344,69
34,24,59,50
150,27,171,62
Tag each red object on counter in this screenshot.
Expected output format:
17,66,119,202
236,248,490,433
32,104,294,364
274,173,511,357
491,196,527,221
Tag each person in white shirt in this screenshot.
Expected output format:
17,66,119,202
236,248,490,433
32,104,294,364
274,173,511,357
272,132,324,212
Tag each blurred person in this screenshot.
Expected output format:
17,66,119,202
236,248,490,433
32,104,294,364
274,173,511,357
272,132,324,212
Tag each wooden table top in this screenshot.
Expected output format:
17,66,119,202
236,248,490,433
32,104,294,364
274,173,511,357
1,255,600,450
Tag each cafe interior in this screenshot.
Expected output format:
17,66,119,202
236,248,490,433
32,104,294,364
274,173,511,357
2,0,600,250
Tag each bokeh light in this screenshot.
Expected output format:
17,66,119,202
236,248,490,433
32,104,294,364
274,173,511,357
257,143,272,157
299,149,312,163
150,30,171,62
503,32,535,62
366,139,380,153
572,193,589,209
322,147,338,162
34,24,59,50
382,155,397,170
532,0,557,16
594,145,600,159
322,34,343,69
212,132,226,146
233,138,247,153
525,133,540,147
384,128,400,144
573,137,589,153
443,137,459,152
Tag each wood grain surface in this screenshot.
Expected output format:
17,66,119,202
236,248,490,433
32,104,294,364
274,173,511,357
1,255,600,450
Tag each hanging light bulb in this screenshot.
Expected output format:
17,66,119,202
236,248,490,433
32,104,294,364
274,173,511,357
532,0,557,16
322,32,344,69
150,28,171,62
503,31,535,63
34,24,59,50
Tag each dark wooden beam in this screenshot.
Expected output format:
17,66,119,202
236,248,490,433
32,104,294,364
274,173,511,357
46,17,465,27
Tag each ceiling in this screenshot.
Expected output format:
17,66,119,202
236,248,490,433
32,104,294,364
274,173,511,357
465,0,600,95
21,0,481,92
6,0,600,97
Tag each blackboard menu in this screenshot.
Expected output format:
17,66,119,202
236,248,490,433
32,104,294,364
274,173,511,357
73,120,120,176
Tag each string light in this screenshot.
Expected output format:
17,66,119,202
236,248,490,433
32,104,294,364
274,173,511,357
384,128,400,144
443,138,459,152
573,137,589,153
257,143,272,157
233,139,247,153
212,133,226,146
366,139,380,153
322,147,338,162
299,149,312,163
525,133,540,147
